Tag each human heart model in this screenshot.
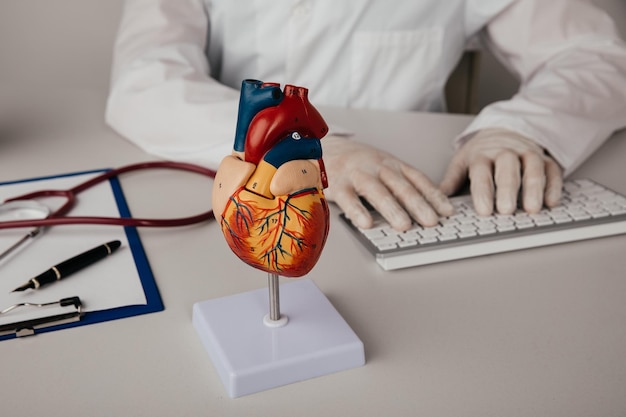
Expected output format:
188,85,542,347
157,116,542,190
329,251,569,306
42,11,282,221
212,80,330,277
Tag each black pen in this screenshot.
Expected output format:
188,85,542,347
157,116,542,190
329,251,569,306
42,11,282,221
11,240,121,292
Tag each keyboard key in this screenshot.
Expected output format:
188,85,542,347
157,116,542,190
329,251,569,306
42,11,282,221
376,243,398,251
371,235,402,246
419,229,440,238
398,240,418,248
418,237,438,245
360,228,385,239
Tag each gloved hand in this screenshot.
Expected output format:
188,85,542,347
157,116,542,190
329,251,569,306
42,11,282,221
439,128,563,216
322,135,454,231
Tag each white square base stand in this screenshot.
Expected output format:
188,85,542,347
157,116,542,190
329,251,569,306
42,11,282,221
192,278,365,398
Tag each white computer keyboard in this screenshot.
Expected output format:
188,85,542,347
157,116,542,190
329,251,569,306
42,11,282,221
339,179,626,270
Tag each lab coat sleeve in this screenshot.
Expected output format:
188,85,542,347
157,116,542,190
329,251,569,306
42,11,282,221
458,0,626,176
105,0,238,170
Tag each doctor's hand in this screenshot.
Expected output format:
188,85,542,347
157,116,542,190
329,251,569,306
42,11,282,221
322,135,455,231
439,128,563,216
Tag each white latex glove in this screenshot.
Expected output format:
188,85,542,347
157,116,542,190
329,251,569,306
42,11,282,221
322,135,455,231
440,128,563,216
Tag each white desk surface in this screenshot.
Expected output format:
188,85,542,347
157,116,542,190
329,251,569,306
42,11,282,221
1,86,625,417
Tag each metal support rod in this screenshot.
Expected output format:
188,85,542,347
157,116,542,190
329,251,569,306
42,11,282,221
268,272,281,321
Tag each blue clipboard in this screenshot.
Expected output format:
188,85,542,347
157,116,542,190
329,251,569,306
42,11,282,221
0,169,164,341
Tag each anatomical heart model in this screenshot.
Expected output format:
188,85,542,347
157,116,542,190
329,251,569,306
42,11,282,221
212,79,330,277
199,90,363,397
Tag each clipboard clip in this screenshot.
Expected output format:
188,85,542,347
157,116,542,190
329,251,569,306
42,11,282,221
0,296,83,337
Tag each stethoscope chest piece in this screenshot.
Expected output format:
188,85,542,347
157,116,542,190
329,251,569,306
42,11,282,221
0,200,51,222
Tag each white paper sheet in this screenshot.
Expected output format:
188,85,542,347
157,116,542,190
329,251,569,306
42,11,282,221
0,172,148,325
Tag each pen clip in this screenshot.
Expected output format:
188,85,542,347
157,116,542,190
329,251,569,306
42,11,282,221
0,296,83,337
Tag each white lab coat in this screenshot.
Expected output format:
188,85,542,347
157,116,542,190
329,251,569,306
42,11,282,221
106,0,626,175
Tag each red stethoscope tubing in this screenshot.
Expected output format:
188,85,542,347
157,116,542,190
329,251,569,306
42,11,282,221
0,161,217,229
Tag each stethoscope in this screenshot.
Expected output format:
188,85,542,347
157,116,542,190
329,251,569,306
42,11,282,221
0,161,217,261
